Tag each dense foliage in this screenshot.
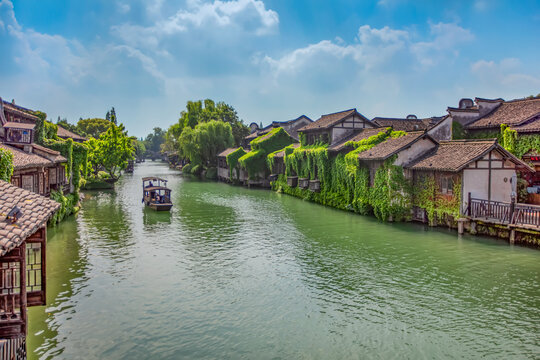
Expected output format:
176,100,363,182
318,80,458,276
77,118,112,138
143,127,166,160
161,99,249,172
238,127,294,179
86,123,134,180
0,147,14,182
270,129,415,221
179,120,234,167
226,147,247,179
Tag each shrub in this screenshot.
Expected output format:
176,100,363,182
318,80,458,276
191,164,203,176
182,163,193,173
205,167,217,180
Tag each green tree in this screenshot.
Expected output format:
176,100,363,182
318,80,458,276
175,99,248,146
178,120,234,167
132,138,146,161
77,118,112,138
87,123,134,180
57,118,83,135
143,127,166,159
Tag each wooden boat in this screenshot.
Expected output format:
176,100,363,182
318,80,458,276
142,177,173,211
125,160,134,173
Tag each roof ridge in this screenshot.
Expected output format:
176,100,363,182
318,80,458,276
321,108,356,117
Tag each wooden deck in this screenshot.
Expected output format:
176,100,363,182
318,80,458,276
468,197,540,229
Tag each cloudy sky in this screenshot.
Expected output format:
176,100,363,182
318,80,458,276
1,0,539,137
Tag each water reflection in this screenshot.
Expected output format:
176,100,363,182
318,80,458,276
27,162,540,359
142,208,171,227
27,216,90,360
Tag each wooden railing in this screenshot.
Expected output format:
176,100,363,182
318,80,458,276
469,198,512,223
467,194,540,228
513,203,540,227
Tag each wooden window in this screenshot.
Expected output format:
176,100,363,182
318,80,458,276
22,175,34,192
26,241,46,307
441,175,454,195
21,130,31,143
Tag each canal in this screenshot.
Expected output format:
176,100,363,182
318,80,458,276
28,162,539,359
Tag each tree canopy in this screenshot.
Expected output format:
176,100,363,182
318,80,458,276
77,118,112,138
178,120,234,166
86,123,134,180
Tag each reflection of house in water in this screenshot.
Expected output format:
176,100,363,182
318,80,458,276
0,180,60,358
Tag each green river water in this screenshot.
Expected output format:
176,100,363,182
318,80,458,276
27,162,539,359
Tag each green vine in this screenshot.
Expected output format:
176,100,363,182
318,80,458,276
0,147,14,182
226,147,247,179
238,127,293,179
270,128,413,221
414,174,461,224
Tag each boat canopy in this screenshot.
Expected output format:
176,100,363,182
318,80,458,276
142,177,168,182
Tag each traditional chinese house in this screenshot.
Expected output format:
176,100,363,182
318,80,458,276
448,97,540,185
0,180,60,358
297,108,377,146
0,143,67,196
0,99,39,146
407,139,535,227
372,114,452,141
242,115,312,149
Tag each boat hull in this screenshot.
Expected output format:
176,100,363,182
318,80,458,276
148,203,173,211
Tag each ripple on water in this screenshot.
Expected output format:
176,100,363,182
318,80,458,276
27,163,540,360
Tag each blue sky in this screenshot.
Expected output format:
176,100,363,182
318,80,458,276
0,0,539,137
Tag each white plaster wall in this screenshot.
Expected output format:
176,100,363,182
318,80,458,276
218,167,229,179
427,117,452,141
395,138,437,166
462,168,516,208
331,128,353,143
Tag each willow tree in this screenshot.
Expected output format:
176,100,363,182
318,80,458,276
178,120,233,167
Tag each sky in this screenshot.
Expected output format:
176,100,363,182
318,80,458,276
0,0,539,137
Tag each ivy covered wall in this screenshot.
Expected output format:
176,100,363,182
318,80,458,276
238,127,294,179
270,128,415,221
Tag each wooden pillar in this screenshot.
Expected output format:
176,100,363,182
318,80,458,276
488,151,492,203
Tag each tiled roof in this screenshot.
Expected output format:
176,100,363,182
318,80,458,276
511,117,540,133
244,127,271,141
1,101,39,122
298,109,365,132
271,115,312,126
0,180,60,256
466,98,540,129
217,147,241,157
372,117,428,132
0,143,52,169
32,144,67,164
273,143,300,158
57,125,86,141
357,131,428,161
328,128,385,152
3,121,36,129
407,139,533,172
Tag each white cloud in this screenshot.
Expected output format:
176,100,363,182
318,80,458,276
112,0,278,50
471,58,540,87
411,22,474,66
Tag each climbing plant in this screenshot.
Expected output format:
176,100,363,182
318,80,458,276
238,127,293,179
270,128,413,221
226,147,247,179
414,174,461,224
0,147,14,182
